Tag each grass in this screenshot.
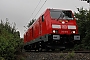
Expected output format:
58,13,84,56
66,51,75,59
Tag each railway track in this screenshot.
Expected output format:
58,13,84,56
57,51,90,53
25,50,90,60
73,51,90,53
24,49,90,53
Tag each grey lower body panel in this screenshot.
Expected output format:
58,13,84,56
24,34,49,46
48,34,80,44
52,34,80,41
74,35,80,40
24,34,80,48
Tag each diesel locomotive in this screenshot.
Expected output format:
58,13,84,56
24,9,80,51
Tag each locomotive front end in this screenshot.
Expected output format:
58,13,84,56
46,9,80,48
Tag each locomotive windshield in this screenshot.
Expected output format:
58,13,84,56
50,9,74,20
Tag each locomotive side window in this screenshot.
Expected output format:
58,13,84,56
42,15,44,22
50,9,73,20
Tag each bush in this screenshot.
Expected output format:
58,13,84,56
74,8,90,51
0,20,23,60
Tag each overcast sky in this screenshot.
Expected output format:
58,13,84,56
0,0,89,38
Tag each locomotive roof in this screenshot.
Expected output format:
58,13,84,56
49,9,72,11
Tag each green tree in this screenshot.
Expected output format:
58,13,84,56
74,8,90,50
81,0,90,3
27,19,35,28
0,19,23,60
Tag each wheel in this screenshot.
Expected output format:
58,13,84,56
45,47,50,52
51,49,55,51
38,48,42,51
24,45,30,52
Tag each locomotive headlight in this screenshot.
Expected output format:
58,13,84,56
72,31,75,33
53,30,56,33
62,21,65,24
52,24,61,29
68,25,76,29
53,30,58,33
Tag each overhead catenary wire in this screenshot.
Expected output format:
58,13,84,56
29,0,41,20
33,0,48,19
25,0,42,29
26,0,48,29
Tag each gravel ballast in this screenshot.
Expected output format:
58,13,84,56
25,52,90,60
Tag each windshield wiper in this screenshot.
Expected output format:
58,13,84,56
57,13,65,21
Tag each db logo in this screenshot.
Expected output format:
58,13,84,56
62,25,67,29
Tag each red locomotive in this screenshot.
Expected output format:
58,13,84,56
24,9,80,51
